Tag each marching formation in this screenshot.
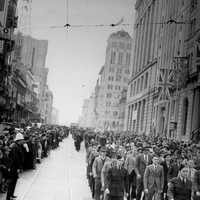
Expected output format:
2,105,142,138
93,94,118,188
70,129,200,200
0,124,69,200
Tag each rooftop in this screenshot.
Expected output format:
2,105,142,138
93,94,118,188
109,30,132,40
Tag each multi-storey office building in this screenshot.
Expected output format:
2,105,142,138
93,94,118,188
126,0,200,141
95,30,132,131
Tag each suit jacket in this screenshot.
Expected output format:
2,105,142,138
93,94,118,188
193,170,200,192
92,156,108,178
143,164,164,191
124,154,136,175
135,154,152,177
8,143,24,177
167,177,192,200
106,166,129,197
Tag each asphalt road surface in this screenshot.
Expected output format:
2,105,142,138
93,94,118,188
2,135,91,200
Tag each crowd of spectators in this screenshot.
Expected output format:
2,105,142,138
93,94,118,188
75,130,200,200
0,123,69,200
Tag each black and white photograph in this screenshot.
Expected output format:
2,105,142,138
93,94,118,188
0,0,200,200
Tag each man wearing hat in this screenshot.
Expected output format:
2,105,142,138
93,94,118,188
101,148,117,200
143,155,164,200
135,147,152,200
6,132,24,200
124,149,137,200
92,146,109,200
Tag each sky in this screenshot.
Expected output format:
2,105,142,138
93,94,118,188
22,0,135,124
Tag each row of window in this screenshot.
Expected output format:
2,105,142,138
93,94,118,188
130,72,149,97
108,75,129,83
104,120,121,128
107,84,121,90
110,51,131,65
112,42,132,50
109,67,130,75
104,111,118,116
106,93,121,99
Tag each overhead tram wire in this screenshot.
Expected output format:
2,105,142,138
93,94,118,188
19,1,193,32
18,0,193,32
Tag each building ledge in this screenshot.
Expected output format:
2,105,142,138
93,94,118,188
129,59,157,84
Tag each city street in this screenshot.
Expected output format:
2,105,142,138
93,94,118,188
1,136,91,200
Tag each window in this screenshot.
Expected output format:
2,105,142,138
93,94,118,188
190,18,196,36
133,82,136,95
170,100,175,119
126,53,131,65
108,76,114,81
109,67,115,73
182,98,189,136
106,102,111,107
113,111,118,117
111,51,116,64
140,76,144,91
130,84,133,97
177,40,181,55
127,43,132,49
144,72,148,89
124,78,129,83
117,68,122,73
137,78,140,93
119,42,125,48
112,42,117,47
0,0,5,11
116,75,121,81
125,68,130,74
106,93,112,98
115,86,120,90
118,52,123,65
191,0,198,10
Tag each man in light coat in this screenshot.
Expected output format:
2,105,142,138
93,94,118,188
143,156,164,200
92,146,109,200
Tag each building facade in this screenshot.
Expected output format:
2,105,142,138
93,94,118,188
51,107,59,125
43,85,53,124
79,94,95,128
94,30,132,132
0,0,19,121
126,0,159,135
126,0,200,141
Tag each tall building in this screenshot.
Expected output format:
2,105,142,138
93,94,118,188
17,0,32,35
51,107,59,125
126,0,161,135
43,85,53,124
79,94,95,128
126,0,200,141
12,32,50,123
95,30,132,131
0,0,19,121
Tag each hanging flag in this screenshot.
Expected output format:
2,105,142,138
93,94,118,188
157,67,176,103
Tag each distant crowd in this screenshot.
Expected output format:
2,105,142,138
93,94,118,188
71,129,200,200
0,123,69,200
